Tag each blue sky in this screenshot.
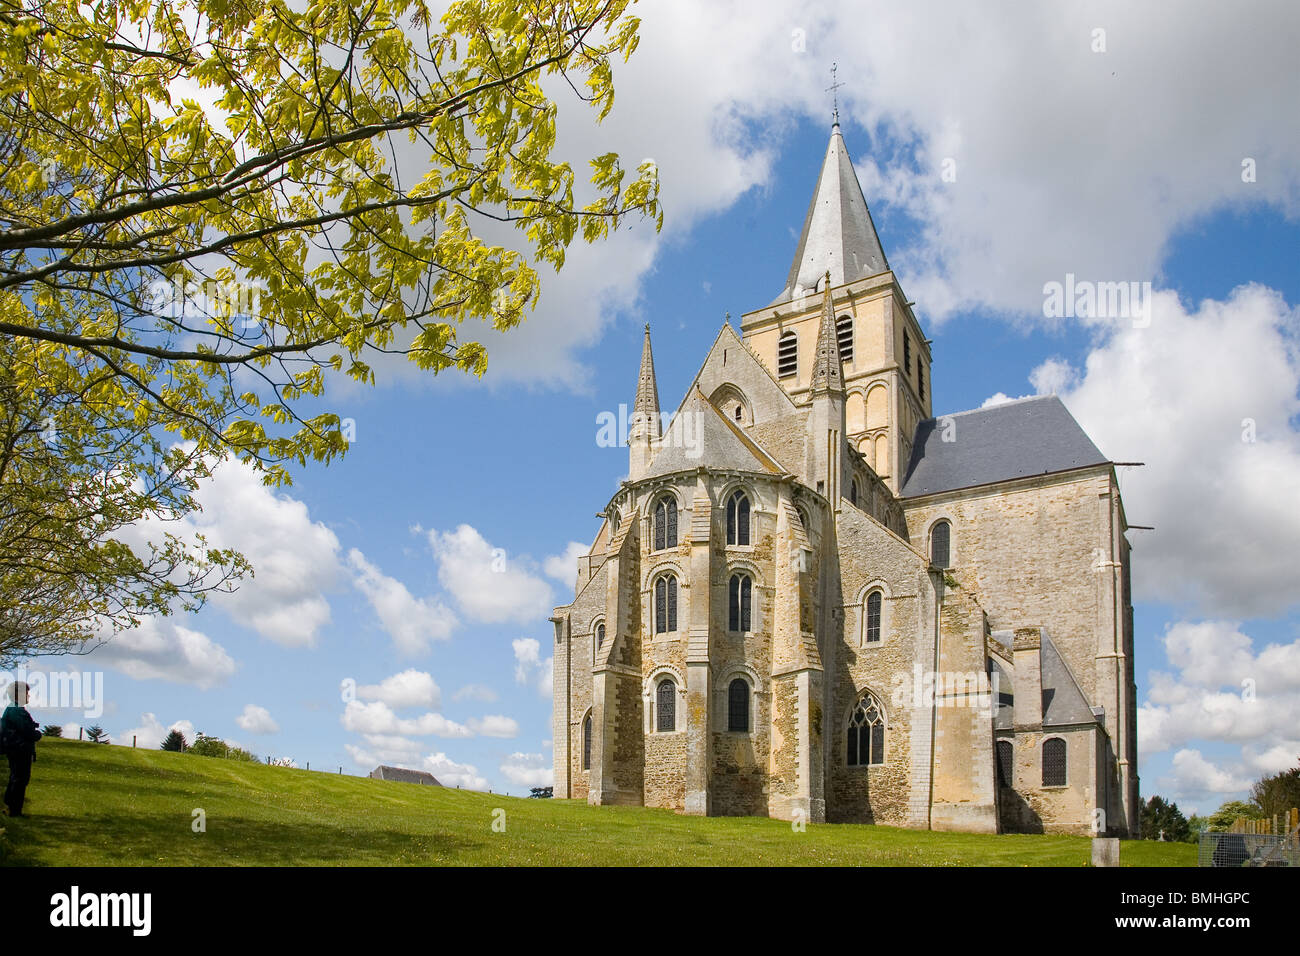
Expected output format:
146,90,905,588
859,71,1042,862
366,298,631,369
14,1,1300,811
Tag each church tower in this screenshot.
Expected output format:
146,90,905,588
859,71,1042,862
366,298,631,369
740,122,931,494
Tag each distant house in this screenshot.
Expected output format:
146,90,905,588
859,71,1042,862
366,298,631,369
369,765,441,786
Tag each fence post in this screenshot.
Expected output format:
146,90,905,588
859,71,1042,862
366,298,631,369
132,735,136,748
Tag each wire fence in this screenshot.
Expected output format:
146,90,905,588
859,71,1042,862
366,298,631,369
1198,808,1300,867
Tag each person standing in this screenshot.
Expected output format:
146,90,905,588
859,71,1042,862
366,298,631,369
2,681,42,817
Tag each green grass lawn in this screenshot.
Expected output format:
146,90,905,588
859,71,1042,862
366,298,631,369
1,738,1195,866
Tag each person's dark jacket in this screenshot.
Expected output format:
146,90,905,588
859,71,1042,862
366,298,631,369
1,705,41,758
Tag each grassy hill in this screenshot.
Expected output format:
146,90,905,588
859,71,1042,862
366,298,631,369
2,738,1195,867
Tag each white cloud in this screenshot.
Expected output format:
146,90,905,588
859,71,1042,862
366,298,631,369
345,734,426,769
452,683,498,703
466,715,519,739
1138,619,1300,811
91,617,237,689
1156,749,1254,805
427,525,553,624
500,752,554,788
1052,286,1300,616
235,704,279,735
357,669,442,710
543,541,588,584
424,752,488,790
123,455,341,647
512,637,553,698
347,549,457,655
117,712,195,750
341,700,472,738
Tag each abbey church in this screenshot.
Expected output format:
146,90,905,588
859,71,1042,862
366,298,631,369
550,121,1140,836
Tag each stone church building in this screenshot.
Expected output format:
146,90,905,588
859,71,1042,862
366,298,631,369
550,122,1140,836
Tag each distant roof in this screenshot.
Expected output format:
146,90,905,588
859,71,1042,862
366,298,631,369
771,123,889,306
370,765,441,786
901,396,1108,498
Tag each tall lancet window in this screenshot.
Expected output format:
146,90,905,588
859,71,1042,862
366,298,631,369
930,520,951,569
653,495,677,551
654,575,677,634
656,678,677,732
726,490,751,546
837,314,854,362
728,574,752,632
778,331,798,379
864,590,882,644
582,713,592,770
728,679,750,733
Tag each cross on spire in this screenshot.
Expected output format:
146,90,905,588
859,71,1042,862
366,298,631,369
825,62,845,125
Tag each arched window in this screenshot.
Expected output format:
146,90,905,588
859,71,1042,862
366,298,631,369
656,678,677,732
582,713,592,770
728,679,750,732
654,575,677,634
595,622,605,650
777,330,798,379
728,573,752,632
846,691,885,766
734,405,743,422
837,314,853,362
1042,738,1067,787
726,490,751,546
996,740,1013,788
930,520,951,569
653,495,677,551
864,590,882,644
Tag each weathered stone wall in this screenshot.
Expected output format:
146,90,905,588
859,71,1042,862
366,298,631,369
827,506,932,825
644,731,687,808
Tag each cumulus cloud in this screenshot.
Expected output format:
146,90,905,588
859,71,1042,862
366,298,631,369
91,617,237,689
123,455,341,647
117,712,194,750
543,541,588,584
424,752,488,790
427,525,553,624
1138,619,1300,810
356,669,442,710
345,734,425,769
235,704,279,735
512,637,553,698
1050,286,1300,616
500,752,554,788
341,700,472,739
348,549,457,655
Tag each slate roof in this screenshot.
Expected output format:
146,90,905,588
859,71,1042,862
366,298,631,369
770,123,889,305
901,395,1108,498
1040,632,1099,727
369,765,442,786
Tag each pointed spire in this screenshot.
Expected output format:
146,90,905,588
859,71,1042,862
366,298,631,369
633,324,661,437
809,272,844,394
771,124,889,306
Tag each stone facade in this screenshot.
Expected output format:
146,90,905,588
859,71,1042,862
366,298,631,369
550,123,1139,836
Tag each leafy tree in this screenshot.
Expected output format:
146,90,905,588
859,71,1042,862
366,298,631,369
85,724,109,743
0,345,247,663
1250,758,1300,820
226,745,258,763
1140,795,1191,842
0,0,659,658
40,723,61,737
1206,800,1263,832
160,728,186,751
187,732,227,757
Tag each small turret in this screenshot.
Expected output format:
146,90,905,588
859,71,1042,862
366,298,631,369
628,325,660,480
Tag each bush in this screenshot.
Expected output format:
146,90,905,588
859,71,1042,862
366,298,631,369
41,725,63,738
187,734,228,758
